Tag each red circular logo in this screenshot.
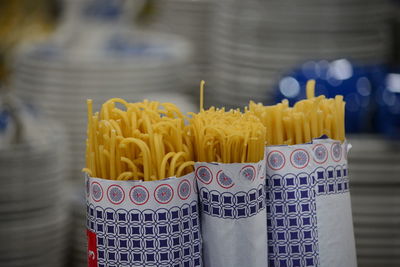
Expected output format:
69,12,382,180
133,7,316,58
195,166,213,184
91,182,103,202
178,179,192,200
331,142,342,162
313,144,328,164
240,165,256,181
129,185,150,205
290,149,310,169
216,170,235,189
154,184,174,204
107,184,125,205
267,150,286,171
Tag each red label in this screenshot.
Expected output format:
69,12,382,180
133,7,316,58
87,229,98,267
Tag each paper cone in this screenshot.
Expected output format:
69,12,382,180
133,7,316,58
85,172,202,267
265,139,357,267
195,159,268,267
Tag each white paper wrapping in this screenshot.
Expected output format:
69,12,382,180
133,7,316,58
265,139,357,267
85,172,202,267
195,159,268,267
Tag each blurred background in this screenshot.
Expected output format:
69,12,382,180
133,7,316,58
0,0,399,266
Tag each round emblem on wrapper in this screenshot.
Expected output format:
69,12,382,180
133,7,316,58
267,151,286,170
129,185,149,205
107,185,125,205
91,182,103,202
178,179,191,200
331,142,342,162
313,144,328,164
196,166,213,184
154,184,174,204
216,170,235,189
290,149,310,169
239,165,256,181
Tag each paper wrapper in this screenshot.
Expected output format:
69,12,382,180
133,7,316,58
265,139,357,267
195,159,268,267
85,172,202,267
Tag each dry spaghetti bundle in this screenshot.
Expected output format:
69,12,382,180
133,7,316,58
187,107,266,163
191,83,268,267
84,98,203,267
248,80,345,145
260,81,357,266
83,98,194,181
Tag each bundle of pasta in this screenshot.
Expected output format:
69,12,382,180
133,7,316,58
248,80,345,145
190,106,268,267
84,98,202,267
251,81,357,267
188,107,266,163
84,98,194,180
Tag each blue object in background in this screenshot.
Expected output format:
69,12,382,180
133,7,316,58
83,0,123,20
376,72,400,139
275,59,379,133
0,110,9,132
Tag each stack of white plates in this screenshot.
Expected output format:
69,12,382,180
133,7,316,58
0,210,70,267
208,0,392,108
0,98,69,267
348,135,400,267
68,183,87,267
12,25,190,181
151,0,214,89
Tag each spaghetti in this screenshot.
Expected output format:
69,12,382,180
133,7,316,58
248,80,345,145
84,98,194,181
187,107,266,163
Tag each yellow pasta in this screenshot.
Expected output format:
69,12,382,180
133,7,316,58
306,79,316,99
84,80,345,180
187,107,266,163
248,79,346,145
200,80,205,112
84,98,194,180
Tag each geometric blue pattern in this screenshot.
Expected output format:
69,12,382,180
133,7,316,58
87,200,202,267
266,173,319,267
315,164,349,196
199,184,266,219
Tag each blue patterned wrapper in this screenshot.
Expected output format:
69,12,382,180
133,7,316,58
195,159,268,267
85,172,202,267
265,139,357,267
